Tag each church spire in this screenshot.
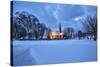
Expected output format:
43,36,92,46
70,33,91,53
59,23,61,33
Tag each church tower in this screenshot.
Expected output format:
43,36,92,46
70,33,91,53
59,23,61,33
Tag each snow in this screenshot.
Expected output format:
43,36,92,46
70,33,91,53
12,39,97,66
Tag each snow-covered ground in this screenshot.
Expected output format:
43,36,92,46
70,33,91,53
12,39,97,66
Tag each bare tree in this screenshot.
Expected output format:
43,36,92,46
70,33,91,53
81,16,97,40
45,27,52,39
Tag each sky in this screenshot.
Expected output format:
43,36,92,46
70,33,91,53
12,1,97,31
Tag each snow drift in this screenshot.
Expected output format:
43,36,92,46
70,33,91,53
12,39,97,66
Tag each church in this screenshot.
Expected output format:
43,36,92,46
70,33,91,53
49,24,65,39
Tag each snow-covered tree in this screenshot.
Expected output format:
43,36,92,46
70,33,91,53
12,11,50,39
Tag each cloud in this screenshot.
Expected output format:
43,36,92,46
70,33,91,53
82,5,97,16
44,3,97,31
55,5,84,21
13,1,97,31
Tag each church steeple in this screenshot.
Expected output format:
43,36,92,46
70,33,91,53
59,23,61,33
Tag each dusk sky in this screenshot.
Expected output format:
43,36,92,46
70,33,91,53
12,1,97,31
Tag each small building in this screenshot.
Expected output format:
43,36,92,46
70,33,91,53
49,32,64,39
49,23,65,39
49,32,58,39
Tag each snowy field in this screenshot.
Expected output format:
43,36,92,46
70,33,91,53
12,39,97,66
